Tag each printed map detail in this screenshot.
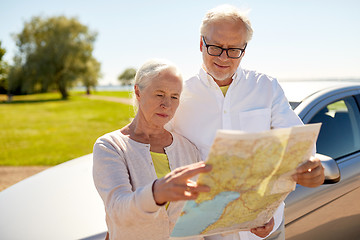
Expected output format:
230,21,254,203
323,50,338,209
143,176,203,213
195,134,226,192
171,124,321,239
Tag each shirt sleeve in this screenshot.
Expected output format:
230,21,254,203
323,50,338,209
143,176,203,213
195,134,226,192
271,79,316,156
270,79,304,129
92,138,161,226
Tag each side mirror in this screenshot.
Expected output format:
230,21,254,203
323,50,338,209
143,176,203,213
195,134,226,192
315,153,341,184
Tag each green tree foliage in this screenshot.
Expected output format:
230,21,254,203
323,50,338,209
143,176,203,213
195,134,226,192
118,68,136,86
0,41,9,94
82,57,102,94
8,16,100,99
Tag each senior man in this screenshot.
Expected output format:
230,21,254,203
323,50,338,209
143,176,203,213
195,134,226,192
169,4,325,240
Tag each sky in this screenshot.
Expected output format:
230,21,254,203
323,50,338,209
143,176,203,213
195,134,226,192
1,0,360,85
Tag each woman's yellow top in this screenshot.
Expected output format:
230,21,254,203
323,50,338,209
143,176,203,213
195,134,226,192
150,151,171,209
150,151,171,179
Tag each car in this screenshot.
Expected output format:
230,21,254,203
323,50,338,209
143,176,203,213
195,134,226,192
0,154,108,240
280,80,360,239
1,80,359,240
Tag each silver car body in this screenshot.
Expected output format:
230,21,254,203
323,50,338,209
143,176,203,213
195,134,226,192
0,154,107,240
280,81,360,225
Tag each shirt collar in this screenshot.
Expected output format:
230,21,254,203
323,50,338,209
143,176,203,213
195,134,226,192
198,66,244,89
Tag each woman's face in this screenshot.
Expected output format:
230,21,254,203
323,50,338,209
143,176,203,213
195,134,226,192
136,69,182,128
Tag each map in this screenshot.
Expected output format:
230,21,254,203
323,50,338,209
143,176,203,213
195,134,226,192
171,124,321,239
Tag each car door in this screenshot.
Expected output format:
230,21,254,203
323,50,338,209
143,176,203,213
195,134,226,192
285,92,360,226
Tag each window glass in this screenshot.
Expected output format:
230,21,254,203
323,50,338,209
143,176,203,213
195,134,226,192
289,101,300,110
309,96,360,159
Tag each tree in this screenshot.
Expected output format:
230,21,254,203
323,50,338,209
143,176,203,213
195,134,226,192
118,68,136,86
0,41,9,94
81,57,102,95
9,15,100,99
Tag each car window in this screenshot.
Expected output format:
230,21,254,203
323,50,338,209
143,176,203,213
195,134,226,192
289,101,300,110
309,96,360,159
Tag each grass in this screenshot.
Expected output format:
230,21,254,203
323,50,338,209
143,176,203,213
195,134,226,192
0,92,134,166
4,92,64,102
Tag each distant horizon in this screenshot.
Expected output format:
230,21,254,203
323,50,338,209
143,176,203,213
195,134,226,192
89,77,360,88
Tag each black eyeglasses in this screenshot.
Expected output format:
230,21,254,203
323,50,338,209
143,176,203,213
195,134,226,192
202,36,247,59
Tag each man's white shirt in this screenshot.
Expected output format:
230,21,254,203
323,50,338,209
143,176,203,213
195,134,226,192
168,66,303,240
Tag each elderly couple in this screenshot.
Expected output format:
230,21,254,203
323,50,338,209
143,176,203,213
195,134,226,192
93,5,325,240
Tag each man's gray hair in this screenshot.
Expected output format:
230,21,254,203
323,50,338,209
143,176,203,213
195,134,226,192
200,4,253,43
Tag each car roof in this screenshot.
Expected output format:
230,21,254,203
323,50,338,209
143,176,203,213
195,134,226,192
279,80,360,103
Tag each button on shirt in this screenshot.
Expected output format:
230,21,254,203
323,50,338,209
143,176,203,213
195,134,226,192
169,66,304,240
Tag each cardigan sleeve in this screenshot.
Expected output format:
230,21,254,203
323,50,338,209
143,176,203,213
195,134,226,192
92,137,161,225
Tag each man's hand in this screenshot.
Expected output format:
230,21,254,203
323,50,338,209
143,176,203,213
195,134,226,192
250,217,274,238
292,157,325,188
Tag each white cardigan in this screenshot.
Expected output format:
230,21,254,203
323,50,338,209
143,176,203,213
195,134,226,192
93,130,204,240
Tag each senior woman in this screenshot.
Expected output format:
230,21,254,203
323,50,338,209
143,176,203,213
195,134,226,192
93,59,211,240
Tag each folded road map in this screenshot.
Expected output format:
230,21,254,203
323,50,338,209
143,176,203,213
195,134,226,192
171,123,321,239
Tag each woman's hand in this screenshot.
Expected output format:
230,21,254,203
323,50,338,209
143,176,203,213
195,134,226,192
152,161,212,205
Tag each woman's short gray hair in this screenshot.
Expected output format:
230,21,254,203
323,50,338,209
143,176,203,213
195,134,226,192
135,59,181,90
132,59,182,108
200,4,253,43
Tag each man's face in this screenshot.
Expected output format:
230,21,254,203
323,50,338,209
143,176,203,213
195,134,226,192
201,20,247,86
